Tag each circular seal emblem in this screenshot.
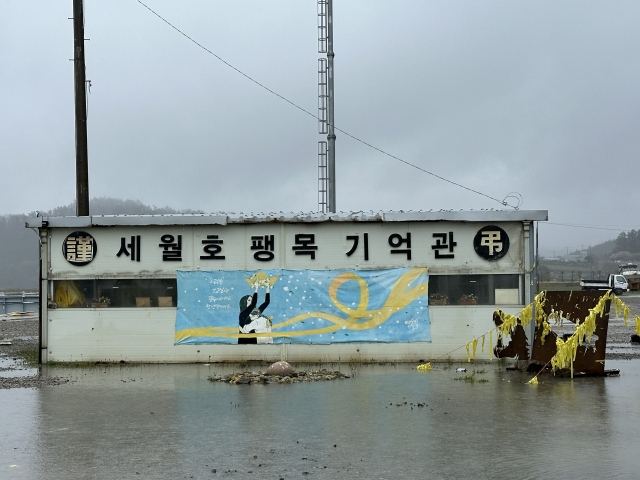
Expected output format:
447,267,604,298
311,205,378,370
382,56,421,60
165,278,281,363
62,231,97,266
473,225,509,261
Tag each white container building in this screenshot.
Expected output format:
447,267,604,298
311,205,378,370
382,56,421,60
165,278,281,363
26,210,547,363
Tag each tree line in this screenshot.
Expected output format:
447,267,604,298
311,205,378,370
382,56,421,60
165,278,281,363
614,230,640,254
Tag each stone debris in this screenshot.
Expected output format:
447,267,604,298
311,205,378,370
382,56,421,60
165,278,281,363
208,368,350,385
0,375,70,389
266,360,294,376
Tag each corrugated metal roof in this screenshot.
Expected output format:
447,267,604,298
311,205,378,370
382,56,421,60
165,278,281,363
25,209,548,228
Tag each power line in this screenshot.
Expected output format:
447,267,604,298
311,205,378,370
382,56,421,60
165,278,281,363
543,222,637,232
135,0,514,209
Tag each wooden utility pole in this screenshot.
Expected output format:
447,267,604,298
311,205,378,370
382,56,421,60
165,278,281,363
73,0,90,216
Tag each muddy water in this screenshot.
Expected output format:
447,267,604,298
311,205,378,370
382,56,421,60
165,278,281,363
2,361,639,479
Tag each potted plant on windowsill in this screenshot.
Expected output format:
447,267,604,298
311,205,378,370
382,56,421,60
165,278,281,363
428,293,448,305
457,294,478,305
91,296,111,308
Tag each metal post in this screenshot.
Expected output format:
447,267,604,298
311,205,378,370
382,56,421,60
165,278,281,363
39,228,49,364
532,222,540,294
524,222,535,343
326,0,336,213
73,0,90,216
529,222,537,348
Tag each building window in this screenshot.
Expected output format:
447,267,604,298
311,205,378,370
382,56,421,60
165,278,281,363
428,274,521,306
53,279,177,308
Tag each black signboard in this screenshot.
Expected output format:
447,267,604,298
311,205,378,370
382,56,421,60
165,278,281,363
473,225,509,261
63,231,97,266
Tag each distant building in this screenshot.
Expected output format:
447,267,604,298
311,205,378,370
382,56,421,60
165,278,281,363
564,251,588,262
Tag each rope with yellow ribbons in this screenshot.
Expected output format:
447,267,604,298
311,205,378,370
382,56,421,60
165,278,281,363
417,293,549,370
418,290,640,381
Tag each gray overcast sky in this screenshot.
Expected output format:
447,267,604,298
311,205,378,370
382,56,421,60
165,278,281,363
2,1,639,255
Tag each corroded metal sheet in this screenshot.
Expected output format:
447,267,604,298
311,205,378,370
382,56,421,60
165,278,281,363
495,290,610,376
493,311,529,361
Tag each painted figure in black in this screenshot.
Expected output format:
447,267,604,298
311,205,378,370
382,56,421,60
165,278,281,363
238,283,272,344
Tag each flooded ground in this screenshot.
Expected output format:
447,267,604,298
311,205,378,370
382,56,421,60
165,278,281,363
2,296,640,479
1,360,640,479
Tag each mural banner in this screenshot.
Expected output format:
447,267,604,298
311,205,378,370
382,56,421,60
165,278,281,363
175,267,430,345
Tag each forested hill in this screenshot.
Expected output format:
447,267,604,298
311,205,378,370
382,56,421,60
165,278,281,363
0,198,202,290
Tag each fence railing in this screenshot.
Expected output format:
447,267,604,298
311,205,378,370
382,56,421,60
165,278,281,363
0,293,39,315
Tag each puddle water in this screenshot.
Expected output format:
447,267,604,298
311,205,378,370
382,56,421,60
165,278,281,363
0,357,37,378
2,360,640,479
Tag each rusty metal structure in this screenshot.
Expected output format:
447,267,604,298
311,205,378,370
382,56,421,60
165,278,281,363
494,291,616,376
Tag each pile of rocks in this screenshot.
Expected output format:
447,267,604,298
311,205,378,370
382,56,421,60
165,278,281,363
208,362,351,385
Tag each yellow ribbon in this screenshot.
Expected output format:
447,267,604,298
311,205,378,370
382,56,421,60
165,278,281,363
540,320,551,345
417,362,432,371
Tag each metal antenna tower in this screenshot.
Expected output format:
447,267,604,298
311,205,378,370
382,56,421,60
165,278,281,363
317,0,335,213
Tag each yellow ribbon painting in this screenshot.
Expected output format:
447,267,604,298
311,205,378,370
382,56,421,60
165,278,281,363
175,267,429,342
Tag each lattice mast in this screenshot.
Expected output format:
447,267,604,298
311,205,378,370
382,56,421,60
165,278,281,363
318,0,335,213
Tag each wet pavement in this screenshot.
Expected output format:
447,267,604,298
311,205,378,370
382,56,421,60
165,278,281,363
2,360,640,479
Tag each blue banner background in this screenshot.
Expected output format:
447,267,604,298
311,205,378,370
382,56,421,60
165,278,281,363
175,268,430,345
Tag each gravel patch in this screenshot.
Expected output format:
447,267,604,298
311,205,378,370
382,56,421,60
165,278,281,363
606,293,640,359
209,369,351,385
0,314,39,357
0,315,71,389
0,375,71,389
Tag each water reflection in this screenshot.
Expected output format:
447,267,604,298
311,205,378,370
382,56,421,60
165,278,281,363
0,361,638,479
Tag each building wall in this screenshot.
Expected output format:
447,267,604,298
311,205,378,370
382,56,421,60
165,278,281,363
42,218,530,363
46,305,522,363
49,222,524,277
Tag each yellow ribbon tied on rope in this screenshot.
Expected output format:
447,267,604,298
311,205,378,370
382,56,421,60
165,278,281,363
540,320,551,345
495,291,548,342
